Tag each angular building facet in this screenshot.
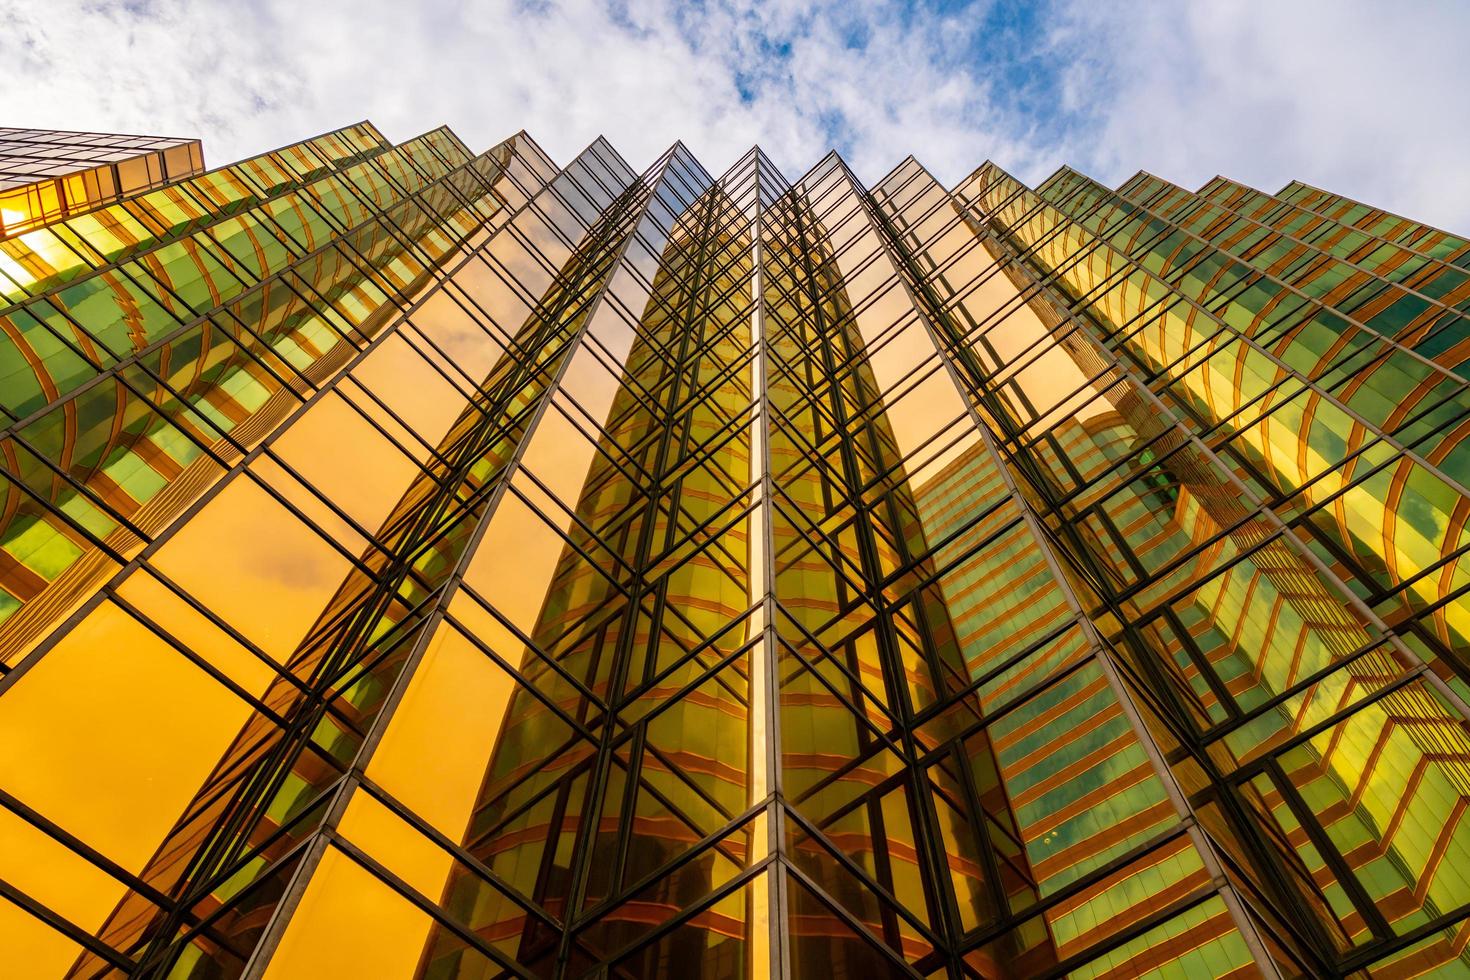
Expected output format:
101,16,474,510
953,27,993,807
0,128,205,238
1,121,1469,980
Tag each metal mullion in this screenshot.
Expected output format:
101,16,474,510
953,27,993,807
202,191,320,276
617,339,757,452
1029,414,1217,518
628,735,750,861
783,794,945,953
605,265,756,399
3,395,216,539
1031,885,1220,980
1147,603,1245,725
354,773,559,930
376,425,521,563
344,138,439,208
995,248,1470,712
1148,179,1470,331
993,438,1276,611
518,412,660,524
108,124,374,245
499,474,640,596
657,343,758,440
640,417,758,528
449,560,625,716
0,305,126,427
787,740,907,814
919,221,1001,297
839,301,921,367
575,801,764,931
881,508,1030,614
257,443,436,557
958,822,1191,951
458,744,598,857
1047,181,1470,477
0,497,136,676
195,588,437,883
956,229,1169,367
949,222,1158,363
778,859,926,979
105,588,298,729
978,320,1116,427
1367,540,1470,624
0,875,138,973
126,555,320,699
912,638,1098,765
554,176,724,971
1261,756,1394,942
957,172,1123,287
1223,664,1436,790
1336,899,1470,976
0,784,178,916
1,175,245,311
595,853,777,972
611,622,761,730
772,627,905,751
637,502,758,624
365,183,487,289
764,370,850,463
603,720,649,916
764,467,863,561
412,269,528,359
766,489,875,607
976,232,1446,975
1199,834,1332,971
940,738,1021,927
307,594,447,719
329,836,536,979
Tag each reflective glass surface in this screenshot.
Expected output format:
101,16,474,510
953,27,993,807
1,124,1468,980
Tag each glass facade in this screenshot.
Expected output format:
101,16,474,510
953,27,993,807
0,121,1468,979
0,128,205,238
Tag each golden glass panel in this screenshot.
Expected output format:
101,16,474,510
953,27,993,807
348,332,468,449
338,788,454,900
366,621,518,839
0,803,124,940
270,392,421,535
0,600,250,872
0,895,85,980
150,475,351,662
260,846,432,980
115,569,278,697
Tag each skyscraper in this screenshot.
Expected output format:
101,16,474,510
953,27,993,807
0,128,205,238
0,120,1468,979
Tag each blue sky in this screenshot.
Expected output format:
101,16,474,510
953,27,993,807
4,0,1469,231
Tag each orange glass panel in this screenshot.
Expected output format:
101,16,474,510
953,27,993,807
366,621,517,839
261,846,431,980
151,476,351,662
349,333,467,449
0,804,124,937
271,393,420,534
338,788,453,899
0,601,251,872
115,569,279,698
0,896,85,980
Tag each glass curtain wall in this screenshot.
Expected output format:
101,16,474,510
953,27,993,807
1,122,1468,980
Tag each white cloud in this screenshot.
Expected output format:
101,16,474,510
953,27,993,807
1045,0,1470,232
1,0,1466,232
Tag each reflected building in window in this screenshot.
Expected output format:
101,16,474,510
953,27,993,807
1,121,1469,980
